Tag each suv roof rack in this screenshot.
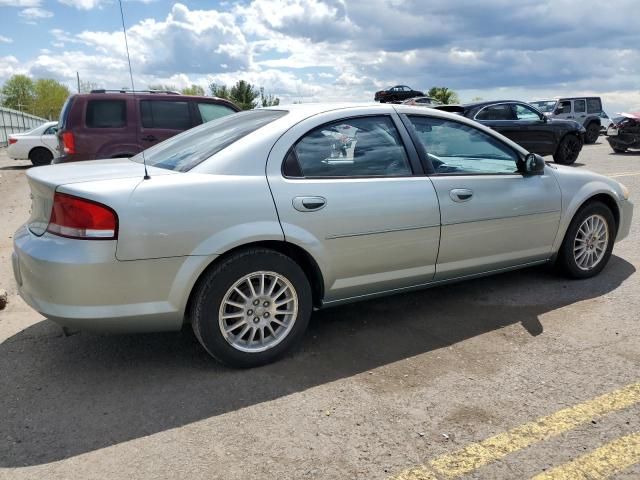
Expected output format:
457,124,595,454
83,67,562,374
89,89,181,95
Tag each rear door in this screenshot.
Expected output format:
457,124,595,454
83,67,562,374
266,108,441,303
572,99,587,125
138,99,195,149
40,124,58,151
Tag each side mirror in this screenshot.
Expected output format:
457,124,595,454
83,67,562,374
523,153,545,175
540,115,548,123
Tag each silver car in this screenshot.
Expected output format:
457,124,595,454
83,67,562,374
13,104,633,367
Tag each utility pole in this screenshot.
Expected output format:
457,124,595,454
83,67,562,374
77,72,81,93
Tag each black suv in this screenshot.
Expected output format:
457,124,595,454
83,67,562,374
435,100,586,164
55,89,239,163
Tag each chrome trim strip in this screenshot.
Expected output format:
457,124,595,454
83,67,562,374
441,209,560,226
326,224,440,240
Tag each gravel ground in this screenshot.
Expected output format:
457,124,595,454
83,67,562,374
0,140,638,480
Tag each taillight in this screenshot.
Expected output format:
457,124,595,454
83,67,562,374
8,138,17,145
61,131,75,154
47,192,118,240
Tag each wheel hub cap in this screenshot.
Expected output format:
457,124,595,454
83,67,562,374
573,214,609,271
219,271,298,353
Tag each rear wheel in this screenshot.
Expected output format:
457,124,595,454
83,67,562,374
584,122,600,144
190,248,312,368
553,134,582,165
29,147,53,166
556,202,615,279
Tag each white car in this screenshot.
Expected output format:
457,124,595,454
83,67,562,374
7,121,58,166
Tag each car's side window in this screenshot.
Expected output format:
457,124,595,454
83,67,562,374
290,116,412,178
574,100,586,113
587,98,601,114
197,102,236,123
514,104,541,120
140,100,191,130
86,100,126,128
556,101,572,114
43,126,57,135
475,104,515,121
407,115,519,175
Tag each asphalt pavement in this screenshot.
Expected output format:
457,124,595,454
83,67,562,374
0,139,638,479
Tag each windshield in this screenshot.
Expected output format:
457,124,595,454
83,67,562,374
530,101,557,113
132,109,287,172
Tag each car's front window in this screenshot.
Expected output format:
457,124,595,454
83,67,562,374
131,109,287,172
514,104,542,120
407,115,519,175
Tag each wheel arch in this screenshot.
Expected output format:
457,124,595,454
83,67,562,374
552,190,620,259
184,240,325,326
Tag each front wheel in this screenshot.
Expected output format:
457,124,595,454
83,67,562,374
556,202,615,279
553,135,582,165
190,248,312,368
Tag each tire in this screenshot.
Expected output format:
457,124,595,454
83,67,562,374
190,248,312,368
556,201,616,279
612,147,627,154
553,134,582,165
584,122,600,144
29,147,53,166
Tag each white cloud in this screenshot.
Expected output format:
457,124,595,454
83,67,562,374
0,35,13,43
19,6,53,20
58,0,103,10
0,0,40,6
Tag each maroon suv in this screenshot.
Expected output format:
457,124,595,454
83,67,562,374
54,90,239,163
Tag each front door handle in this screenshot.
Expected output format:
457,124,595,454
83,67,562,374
450,188,473,202
141,135,158,142
293,196,326,212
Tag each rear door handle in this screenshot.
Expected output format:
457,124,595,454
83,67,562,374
450,188,473,202
141,135,157,142
293,196,326,212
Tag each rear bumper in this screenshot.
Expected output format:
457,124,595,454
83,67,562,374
12,225,216,333
6,144,27,160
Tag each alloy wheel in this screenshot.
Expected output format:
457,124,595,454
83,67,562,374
218,271,298,353
573,214,609,271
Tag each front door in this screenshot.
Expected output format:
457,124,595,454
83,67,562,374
266,110,441,302
404,114,562,280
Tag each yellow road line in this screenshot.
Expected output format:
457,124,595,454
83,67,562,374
608,171,640,178
531,432,640,480
391,382,640,480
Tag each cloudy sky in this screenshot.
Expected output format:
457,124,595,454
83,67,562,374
0,0,638,113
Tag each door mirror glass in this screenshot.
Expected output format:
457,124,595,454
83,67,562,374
523,153,545,175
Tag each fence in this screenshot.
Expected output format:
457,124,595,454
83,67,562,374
0,107,48,147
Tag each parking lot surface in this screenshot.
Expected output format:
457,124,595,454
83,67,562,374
0,141,638,479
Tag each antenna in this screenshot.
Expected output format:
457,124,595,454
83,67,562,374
118,0,150,180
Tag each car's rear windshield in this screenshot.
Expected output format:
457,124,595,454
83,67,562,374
131,109,287,172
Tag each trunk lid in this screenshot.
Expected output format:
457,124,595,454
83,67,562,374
26,158,176,236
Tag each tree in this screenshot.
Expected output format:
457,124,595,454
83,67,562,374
1,74,35,112
181,84,205,96
260,87,280,107
427,87,460,105
33,79,70,119
229,80,260,110
209,83,230,100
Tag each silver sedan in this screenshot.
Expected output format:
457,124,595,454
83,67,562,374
13,104,633,367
